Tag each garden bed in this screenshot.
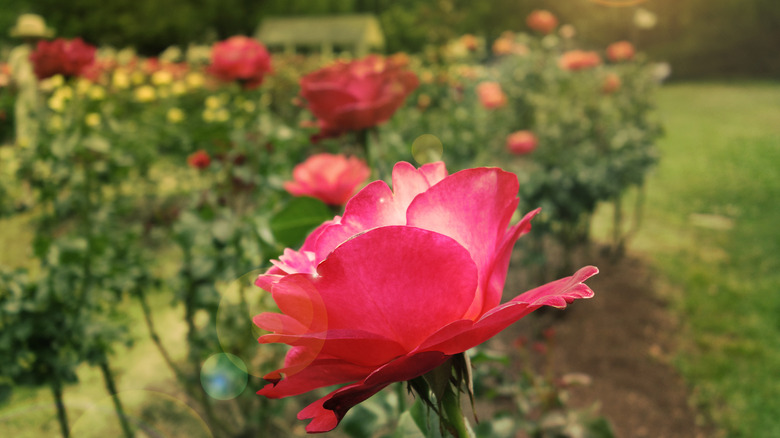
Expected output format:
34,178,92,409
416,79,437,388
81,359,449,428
503,246,710,438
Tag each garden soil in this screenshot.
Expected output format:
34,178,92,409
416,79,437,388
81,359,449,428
501,246,712,438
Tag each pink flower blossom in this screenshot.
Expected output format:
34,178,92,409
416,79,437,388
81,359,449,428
299,55,419,141
506,130,538,155
559,50,602,71
527,10,559,35
283,154,370,206
254,162,597,433
208,36,272,89
606,41,636,62
476,81,508,109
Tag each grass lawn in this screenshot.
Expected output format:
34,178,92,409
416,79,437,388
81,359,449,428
604,81,780,437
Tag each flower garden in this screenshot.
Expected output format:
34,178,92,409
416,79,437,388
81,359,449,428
1,4,779,438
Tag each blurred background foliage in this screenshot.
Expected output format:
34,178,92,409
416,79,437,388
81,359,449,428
1,0,778,79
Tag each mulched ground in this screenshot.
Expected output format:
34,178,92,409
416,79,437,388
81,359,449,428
500,246,712,438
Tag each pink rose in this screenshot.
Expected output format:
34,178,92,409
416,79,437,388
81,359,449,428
527,10,559,35
29,38,96,80
506,130,538,155
606,41,636,62
559,50,602,71
299,55,419,140
208,36,272,89
283,153,371,206
254,162,597,433
476,81,508,109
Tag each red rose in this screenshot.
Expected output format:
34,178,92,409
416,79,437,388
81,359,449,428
527,10,559,35
29,38,96,80
606,41,636,62
476,81,508,109
506,130,538,155
299,55,419,140
254,162,597,432
559,50,602,71
283,153,370,206
187,150,211,170
208,36,272,89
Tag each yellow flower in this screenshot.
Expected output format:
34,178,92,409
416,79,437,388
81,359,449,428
160,46,183,63
134,85,157,102
89,85,106,100
243,100,256,113
202,109,215,122
47,86,73,112
39,74,64,92
151,70,173,86
85,112,101,127
76,78,91,96
48,95,66,112
205,95,221,109
214,108,230,122
185,72,205,89
58,86,73,100
171,81,187,95
112,70,131,90
167,107,185,123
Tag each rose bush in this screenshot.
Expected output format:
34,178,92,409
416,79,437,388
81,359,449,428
208,36,272,89
30,38,96,80
299,54,419,140
253,162,597,432
283,153,370,206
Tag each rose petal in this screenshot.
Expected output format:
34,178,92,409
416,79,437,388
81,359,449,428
258,356,375,399
297,351,449,432
417,266,598,355
407,167,520,319
312,226,478,350
312,181,404,261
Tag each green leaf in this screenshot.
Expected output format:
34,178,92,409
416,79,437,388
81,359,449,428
269,197,332,248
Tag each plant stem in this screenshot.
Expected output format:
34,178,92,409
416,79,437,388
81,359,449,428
50,378,70,438
136,287,184,382
442,387,470,438
356,128,370,166
99,359,134,438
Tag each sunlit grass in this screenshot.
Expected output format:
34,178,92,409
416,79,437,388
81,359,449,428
595,81,780,436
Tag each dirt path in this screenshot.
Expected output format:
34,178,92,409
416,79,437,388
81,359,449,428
504,248,710,438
